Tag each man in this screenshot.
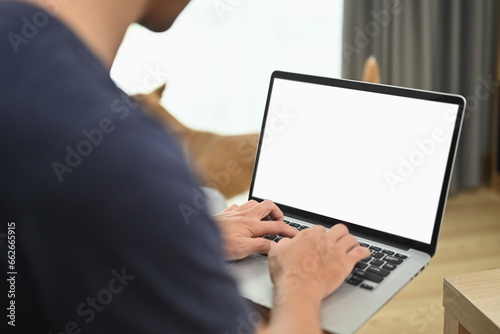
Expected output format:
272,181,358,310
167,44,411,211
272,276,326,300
0,0,370,333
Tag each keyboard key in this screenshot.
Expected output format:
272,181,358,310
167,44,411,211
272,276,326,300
372,252,384,259
274,236,283,242
359,242,370,247
353,270,384,283
382,249,395,255
347,276,364,286
298,225,309,230
360,284,374,291
382,263,397,271
284,220,291,224
369,246,382,251
361,257,371,263
263,235,277,241
385,256,403,265
370,259,384,267
355,262,369,270
366,266,390,277
395,253,408,259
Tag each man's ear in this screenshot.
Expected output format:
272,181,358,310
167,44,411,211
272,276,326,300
151,83,166,99
361,56,380,84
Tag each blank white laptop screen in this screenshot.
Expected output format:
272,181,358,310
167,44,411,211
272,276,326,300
252,78,460,244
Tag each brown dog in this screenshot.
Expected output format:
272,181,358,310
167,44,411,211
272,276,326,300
362,55,381,84
134,57,380,199
133,86,258,199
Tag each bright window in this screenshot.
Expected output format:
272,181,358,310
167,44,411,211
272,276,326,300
111,0,344,135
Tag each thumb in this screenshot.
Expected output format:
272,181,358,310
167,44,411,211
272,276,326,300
246,238,275,255
250,237,291,255
225,204,239,212
268,237,291,258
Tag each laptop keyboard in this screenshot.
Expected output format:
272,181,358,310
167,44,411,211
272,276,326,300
346,241,408,291
262,220,310,242
262,220,409,291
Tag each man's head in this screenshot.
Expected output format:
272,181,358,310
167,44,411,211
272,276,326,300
139,0,191,32
20,0,191,67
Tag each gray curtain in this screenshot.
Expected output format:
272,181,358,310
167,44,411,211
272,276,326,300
342,0,496,193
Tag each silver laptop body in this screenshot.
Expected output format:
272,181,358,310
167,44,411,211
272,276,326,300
227,71,465,334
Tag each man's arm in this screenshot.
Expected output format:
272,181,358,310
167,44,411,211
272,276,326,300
213,202,370,334
262,224,370,333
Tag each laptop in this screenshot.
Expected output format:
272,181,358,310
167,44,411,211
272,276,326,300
227,71,465,334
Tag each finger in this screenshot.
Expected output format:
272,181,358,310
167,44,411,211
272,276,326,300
275,237,291,247
249,199,284,221
293,225,326,241
256,236,293,255
305,225,326,234
336,233,360,253
251,220,299,238
237,200,259,211
224,204,239,212
327,223,349,241
245,237,275,255
347,245,371,262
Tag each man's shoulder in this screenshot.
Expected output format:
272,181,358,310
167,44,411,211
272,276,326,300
0,1,146,147
0,1,109,95
0,1,190,205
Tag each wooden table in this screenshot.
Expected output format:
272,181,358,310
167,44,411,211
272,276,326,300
443,269,500,334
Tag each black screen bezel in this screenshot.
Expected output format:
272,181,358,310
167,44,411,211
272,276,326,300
249,71,465,257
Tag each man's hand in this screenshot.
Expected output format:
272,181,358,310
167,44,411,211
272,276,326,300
212,200,298,260
268,224,371,302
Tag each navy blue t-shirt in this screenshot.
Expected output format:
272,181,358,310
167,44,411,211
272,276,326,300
0,2,254,333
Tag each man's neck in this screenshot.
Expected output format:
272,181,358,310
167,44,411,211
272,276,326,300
23,0,146,69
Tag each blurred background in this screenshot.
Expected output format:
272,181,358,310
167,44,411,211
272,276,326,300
111,0,344,135
111,0,499,195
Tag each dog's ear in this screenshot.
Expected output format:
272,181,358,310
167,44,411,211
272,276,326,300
151,83,166,99
361,56,380,84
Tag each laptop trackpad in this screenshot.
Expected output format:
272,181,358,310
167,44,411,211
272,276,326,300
226,254,274,308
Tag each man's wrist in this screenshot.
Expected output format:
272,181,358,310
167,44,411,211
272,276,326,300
268,280,324,334
273,275,324,308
